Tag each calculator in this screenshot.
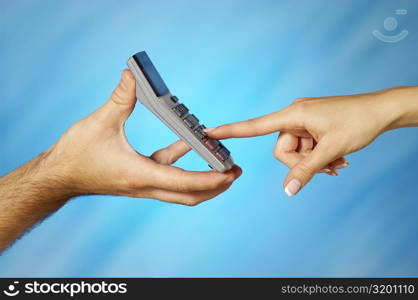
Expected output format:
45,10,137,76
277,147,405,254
127,51,234,172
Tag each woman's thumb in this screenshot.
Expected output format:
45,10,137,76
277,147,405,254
284,139,337,196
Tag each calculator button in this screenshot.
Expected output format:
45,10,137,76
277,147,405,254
194,125,206,139
172,104,188,117
170,95,179,103
215,146,230,161
184,114,199,128
204,138,220,150
215,152,226,161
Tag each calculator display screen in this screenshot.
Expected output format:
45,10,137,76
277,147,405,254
133,51,169,97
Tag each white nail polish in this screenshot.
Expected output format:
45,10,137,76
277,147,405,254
335,162,349,169
203,127,215,133
284,179,302,197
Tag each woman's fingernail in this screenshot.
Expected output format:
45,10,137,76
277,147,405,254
319,168,332,173
325,169,338,176
284,178,302,197
335,162,349,169
203,127,216,133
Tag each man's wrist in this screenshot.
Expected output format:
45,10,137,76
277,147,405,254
0,151,72,251
7,150,76,204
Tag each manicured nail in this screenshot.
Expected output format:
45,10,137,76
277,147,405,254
329,169,338,176
325,170,337,176
203,127,216,133
284,178,302,197
335,162,349,169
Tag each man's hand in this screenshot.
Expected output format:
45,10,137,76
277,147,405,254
205,86,418,196
0,70,241,251
45,69,241,203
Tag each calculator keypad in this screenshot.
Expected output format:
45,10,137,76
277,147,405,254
215,145,230,161
204,138,220,151
172,103,188,117
171,96,231,161
194,125,206,139
184,114,199,128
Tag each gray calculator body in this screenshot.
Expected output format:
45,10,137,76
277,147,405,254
127,51,233,172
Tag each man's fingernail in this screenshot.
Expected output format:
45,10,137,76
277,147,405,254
335,162,349,169
203,127,216,133
284,178,302,197
120,73,128,89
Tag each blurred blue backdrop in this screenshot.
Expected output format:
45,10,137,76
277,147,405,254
1,0,417,277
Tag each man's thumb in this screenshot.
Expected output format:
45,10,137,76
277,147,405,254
284,139,336,197
95,69,137,127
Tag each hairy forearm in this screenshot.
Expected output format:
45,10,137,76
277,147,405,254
0,151,72,252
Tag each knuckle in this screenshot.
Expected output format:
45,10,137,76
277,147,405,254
290,101,308,115
111,87,126,105
272,146,283,161
149,150,160,160
151,148,174,165
296,162,315,179
272,143,288,164
174,180,187,193
182,196,200,207
167,153,177,164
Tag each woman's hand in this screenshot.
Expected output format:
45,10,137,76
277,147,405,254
205,86,418,196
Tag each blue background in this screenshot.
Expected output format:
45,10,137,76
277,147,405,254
1,0,417,277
